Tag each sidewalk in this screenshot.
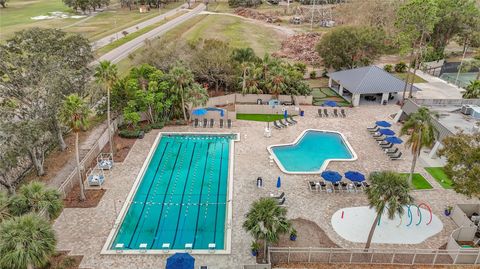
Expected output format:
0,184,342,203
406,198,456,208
91,3,189,50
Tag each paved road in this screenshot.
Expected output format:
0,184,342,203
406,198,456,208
95,4,205,64
91,3,189,50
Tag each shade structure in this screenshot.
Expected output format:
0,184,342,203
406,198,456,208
375,121,391,127
385,136,403,144
321,171,342,183
166,253,195,269
276,176,281,188
192,108,207,116
344,171,365,182
324,101,337,107
378,128,395,136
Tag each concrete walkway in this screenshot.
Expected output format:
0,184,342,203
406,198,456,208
95,3,206,64
413,70,464,99
91,3,189,50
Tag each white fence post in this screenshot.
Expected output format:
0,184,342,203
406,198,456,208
391,249,396,264
308,247,312,262
432,250,439,265
453,250,460,264
370,249,374,263
287,247,290,263
475,249,480,264
412,249,417,264
328,248,332,263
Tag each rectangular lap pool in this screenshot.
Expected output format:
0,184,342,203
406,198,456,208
104,133,238,254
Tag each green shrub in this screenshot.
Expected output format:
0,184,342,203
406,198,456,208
150,122,165,129
394,62,407,73
141,124,152,133
119,129,143,139
309,70,317,79
383,64,393,73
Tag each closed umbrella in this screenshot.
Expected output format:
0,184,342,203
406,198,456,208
385,136,403,144
321,171,342,183
166,253,195,269
276,176,281,188
378,128,395,136
284,110,288,119
375,121,391,127
344,171,365,182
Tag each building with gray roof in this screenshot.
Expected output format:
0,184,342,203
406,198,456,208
327,65,421,106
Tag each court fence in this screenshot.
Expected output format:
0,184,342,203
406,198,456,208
268,247,480,266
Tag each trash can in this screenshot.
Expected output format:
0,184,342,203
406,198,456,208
300,110,305,117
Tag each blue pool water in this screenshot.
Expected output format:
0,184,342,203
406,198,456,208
270,130,353,173
111,134,235,250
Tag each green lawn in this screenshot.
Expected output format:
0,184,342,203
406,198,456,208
236,114,285,122
400,173,433,190
425,167,453,189
95,10,187,56
118,13,286,74
0,1,183,42
393,72,427,84
311,88,351,107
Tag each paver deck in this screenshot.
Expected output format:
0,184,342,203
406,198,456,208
53,105,475,269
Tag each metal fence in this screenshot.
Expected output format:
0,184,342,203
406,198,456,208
268,247,480,266
57,117,121,198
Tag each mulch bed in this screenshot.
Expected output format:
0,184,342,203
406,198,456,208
41,251,83,269
63,183,106,208
100,132,137,163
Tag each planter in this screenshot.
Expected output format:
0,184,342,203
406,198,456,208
444,210,451,216
290,235,297,241
251,250,258,256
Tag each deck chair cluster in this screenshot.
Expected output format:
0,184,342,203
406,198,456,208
308,180,370,193
317,108,347,118
273,116,297,129
193,118,232,128
367,125,402,160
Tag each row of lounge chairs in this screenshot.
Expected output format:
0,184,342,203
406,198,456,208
273,116,297,129
367,127,403,160
193,118,232,128
317,108,346,118
309,180,370,193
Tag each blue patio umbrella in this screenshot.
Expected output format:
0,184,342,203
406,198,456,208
378,128,395,136
385,136,403,144
276,176,281,188
192,108,207,116
321,171,342,183
375,121,391,127
166,253,195,269
324,101,337,107
344,171,365,182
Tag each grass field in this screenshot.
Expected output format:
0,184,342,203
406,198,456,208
400,173,433,190
311,88,351,107
425,167,453,189
0,0,183,42
182,14,284,56
236,114,285,122
95,10,187,56
117,13,286,74
393,72,427,84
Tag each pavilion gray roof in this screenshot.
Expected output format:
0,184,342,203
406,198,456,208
328,66,420,94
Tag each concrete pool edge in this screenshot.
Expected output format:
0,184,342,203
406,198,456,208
266,129,358,175
101,132,240,255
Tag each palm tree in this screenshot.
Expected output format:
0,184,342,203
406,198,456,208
232,48,258,93
365,171,413,249
269,68,287,98
400,107,435,186
8,181,63,220
94,60,118,155
60,94,90,201
0,213,56,269
462,80,480,99
186,83,209,109
169,64,195,122
243,197,292,263
0,191,11,222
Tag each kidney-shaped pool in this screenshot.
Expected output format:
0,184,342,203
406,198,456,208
267,129,357,174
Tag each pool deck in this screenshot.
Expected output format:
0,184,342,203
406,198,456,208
53,105,475,269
